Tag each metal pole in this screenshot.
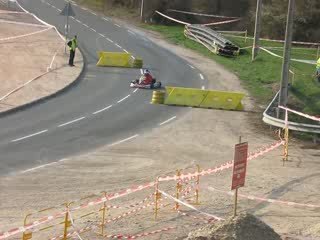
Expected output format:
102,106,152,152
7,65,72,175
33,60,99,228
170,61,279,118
233,136,242,218
140,0,144,22
278,0,295,118
64,2,70,53
252,0,262,61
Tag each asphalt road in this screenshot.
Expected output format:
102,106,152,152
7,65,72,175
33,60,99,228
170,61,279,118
0,0,204,175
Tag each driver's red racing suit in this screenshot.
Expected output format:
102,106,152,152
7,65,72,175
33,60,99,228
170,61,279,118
141,73,153,85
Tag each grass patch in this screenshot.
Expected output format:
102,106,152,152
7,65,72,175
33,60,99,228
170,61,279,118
142,24,320,114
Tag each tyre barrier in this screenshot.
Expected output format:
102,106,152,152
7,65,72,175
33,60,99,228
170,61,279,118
151,91,165,104
96,51,143,68
160,87,245,111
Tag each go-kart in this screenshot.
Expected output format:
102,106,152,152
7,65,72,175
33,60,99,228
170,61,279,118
130,78,162,89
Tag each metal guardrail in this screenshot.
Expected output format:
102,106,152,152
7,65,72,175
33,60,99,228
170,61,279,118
185,24,240,56
263,91,320,134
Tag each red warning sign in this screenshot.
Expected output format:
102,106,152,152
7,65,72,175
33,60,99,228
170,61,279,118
231,142,248,190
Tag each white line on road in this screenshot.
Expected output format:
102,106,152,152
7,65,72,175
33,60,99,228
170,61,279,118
90,11,97,16
114,24,121,28
131,56,136,60
202,85,205,90
188,64,195,69
98,33,105,37
133,88,138,93
11,130,48,143
159,116,177,126
90,28,97,32
20,162,58,174
103,17,109,22
83,23,89,28
106,38,113,43
108,134,139,147
127,30,136,35
123,49,129,53
58,117,86,127
93,105,113,115
117,95,131,103
76,19,81,23
199,73,204,80
81,7,88,10
115,43,122,48
70,16,75,19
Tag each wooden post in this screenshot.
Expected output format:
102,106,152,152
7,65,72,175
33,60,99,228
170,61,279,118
175,170,182,210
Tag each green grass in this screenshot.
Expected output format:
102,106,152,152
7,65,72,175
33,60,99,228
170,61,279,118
142,25,320,114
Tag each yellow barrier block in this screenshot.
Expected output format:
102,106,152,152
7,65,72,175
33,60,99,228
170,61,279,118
97,51,132,68
164,87,208,107
199,90,245,110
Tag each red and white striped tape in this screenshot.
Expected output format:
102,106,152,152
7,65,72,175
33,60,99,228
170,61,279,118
208,187,320,209
155,11,190,25
279,106,320,122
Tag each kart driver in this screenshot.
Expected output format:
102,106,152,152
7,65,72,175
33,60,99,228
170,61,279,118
139,69,153,85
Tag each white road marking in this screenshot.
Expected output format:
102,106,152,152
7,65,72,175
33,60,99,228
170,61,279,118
93,105,113,115
58,158,69,162
90,28,97,32
81,7,88,10
90,11,97,16
131,56,136,60
20,162,58,174
140,69,143,74
123,49,129,53
58,117,86,127
117,94,130,103
115,44,122,48
188,64,195,69
133,88,138,93
76,19,81,23
70,16,75,19
11,130,48,142
83,23,89,28
159,116,177,126
108,134,139,147
202,85,205,90
128,30,136,35
114,24,121,28
103,17,109,22
106,38,113,43
98,33,105,37
199,73,204,80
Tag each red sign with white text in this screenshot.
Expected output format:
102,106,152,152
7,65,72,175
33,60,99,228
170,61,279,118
231,142,248,190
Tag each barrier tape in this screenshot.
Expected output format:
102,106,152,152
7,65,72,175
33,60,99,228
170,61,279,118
0,141,282,239
155,11,190,25
166,9,240,19
260,47,316,65
279,106,320,122
203,18,241,26
208,187,320,209
222,34,320,46
0,26,52,42
159,190,224,221
69,210,84,240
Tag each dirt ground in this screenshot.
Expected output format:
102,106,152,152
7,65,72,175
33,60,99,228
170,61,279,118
0,18,319,240
0,11,83,113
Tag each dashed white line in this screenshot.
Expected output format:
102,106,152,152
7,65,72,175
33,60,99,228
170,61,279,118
83,23,89,28
123,49,129,53
58,117,86,127
93,105,113,115
75,19,81,23
90,11,97,16
108,134,139,147
159,116,177,126
81,7,88,10
128,30,136,35
103,17,109,22
131,56,136,60
202,85,205,90
199,73,204,80
117,94,131,103
90,28,97,32
133,88,139,93
106,38,113,43
11,130,48,142
114,24,121,28
70,16,75,19
115,43,122,49
20,162,58,174
188,64,195,69
98,33,105,37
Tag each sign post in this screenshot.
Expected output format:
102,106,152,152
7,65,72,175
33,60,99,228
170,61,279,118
231,137,248,217
60,1,76,53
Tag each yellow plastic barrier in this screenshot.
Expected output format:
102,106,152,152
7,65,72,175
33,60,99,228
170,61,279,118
200,90,245,110
163,86,245,111
97,51,132,68
164,87,208,107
